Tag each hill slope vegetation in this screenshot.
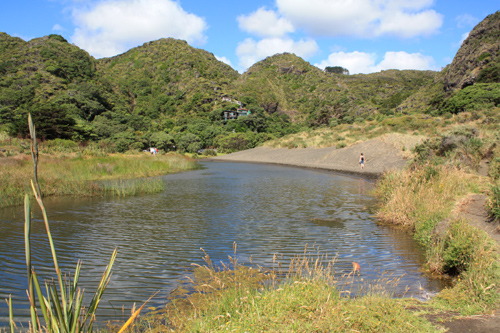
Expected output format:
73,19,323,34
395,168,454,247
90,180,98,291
1,11,500,154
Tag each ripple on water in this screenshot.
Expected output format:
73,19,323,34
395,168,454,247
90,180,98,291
0,162,444,326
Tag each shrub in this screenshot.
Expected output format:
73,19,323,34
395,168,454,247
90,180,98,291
489,157,500,180
441,220,480,275
217,133,250,153
342,116,354,124
478,63,500,83
149,131,174,151
187,142,202,154
177,133,202,153
329,118,339,127
442,83,500,114
487,183,500,219
336,142,346,149
202,149,217,156
478,52,491,62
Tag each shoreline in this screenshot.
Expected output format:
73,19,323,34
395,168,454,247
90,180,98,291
209,137,410,178
206,158,381,180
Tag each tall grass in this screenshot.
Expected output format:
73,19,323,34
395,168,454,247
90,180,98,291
101,178,164,197
375,164,500,314
117,245,439,333
0,153,199,209
430,219,500,314
375,164,483,245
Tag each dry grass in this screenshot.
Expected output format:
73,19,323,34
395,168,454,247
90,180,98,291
375,165,483,236
113,245,440,333
375,160,500,315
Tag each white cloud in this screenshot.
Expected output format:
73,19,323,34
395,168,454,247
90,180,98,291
276,0,443,38
52,24,64,32
377,10,443,38
237,7,294,38
70,0,207,58
377,51,436,71
316,51,377,74
236,37,318,71
316,51,436,74
459,31,470,46
215,55,233,68
456,14,478,28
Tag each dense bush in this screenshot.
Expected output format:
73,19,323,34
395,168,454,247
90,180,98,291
149,131,174,151
441,83,500,114
412,125,483,171
216,133,250,153
177,133,202,153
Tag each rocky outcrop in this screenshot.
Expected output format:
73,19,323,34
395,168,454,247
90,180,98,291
444,12,500,92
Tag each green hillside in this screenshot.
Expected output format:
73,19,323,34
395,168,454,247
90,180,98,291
232,53,436,125
97,38,239,120
1,11,500,153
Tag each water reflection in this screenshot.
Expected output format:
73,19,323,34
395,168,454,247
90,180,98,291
0,161,443,326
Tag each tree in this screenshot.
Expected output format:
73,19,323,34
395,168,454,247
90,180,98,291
325,66,349,75
10,103,76,140
177,133,202,153
216,133,250,153
149,131,174,150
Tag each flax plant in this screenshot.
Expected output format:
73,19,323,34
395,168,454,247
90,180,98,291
8,114,117,333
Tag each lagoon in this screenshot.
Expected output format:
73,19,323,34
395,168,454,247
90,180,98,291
0,161,444,326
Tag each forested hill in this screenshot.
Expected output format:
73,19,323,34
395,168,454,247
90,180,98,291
232,53,436,125
1,11,500,153
97,38,239,121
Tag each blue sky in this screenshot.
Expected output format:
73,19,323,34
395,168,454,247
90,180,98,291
1,1,499,74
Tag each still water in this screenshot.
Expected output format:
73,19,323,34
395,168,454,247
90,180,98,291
0,161,443,326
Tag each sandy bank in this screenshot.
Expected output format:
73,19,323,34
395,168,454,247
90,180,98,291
211,136,413,178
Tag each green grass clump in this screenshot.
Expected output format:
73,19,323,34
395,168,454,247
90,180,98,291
111,244,441,333
0,153,199,208
430,219,500,314
116,246,441,333
102,178,164,197
187,280,437,333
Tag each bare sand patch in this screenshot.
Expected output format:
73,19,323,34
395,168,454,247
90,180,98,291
212,136,414,177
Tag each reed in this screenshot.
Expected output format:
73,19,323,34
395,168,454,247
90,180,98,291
101,178,163,197
7,115,118,333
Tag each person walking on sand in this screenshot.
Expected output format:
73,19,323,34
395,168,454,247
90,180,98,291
359,153,365,169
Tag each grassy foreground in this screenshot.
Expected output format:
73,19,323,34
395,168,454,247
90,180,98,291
104,247,441,333
0,152,199,209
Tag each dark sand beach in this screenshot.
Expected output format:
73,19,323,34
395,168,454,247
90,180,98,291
211,137,409,178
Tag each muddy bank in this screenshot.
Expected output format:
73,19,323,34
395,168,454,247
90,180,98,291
211,137,410,178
